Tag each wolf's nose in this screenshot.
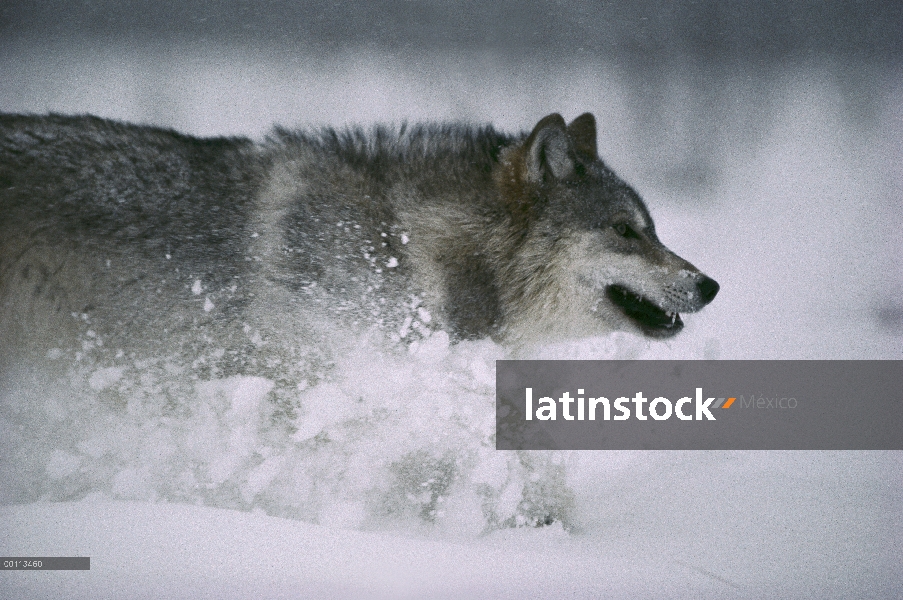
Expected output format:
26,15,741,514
697,276,719,304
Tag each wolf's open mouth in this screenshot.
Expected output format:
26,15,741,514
605,285,683,338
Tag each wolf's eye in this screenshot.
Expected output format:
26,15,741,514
613,223,638,238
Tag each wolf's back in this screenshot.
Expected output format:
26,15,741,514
0,114,263,261
0,115,274,371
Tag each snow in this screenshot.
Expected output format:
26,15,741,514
88,366,125,391
2,50,902,598
0,500,723,599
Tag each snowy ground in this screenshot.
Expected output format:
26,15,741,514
1,45,901,598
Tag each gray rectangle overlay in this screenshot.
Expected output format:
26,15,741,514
1,557,90,570
496,361,903,450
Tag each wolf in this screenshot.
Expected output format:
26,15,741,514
0,112,717,373
0,112,717,529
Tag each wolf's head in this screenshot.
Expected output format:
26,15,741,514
497,113,719,342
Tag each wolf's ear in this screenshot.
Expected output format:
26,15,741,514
567,113,597,159
525,113,574,183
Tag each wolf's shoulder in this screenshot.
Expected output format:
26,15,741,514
267,122,520,173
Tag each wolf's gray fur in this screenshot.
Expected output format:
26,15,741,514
1,112,717,377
